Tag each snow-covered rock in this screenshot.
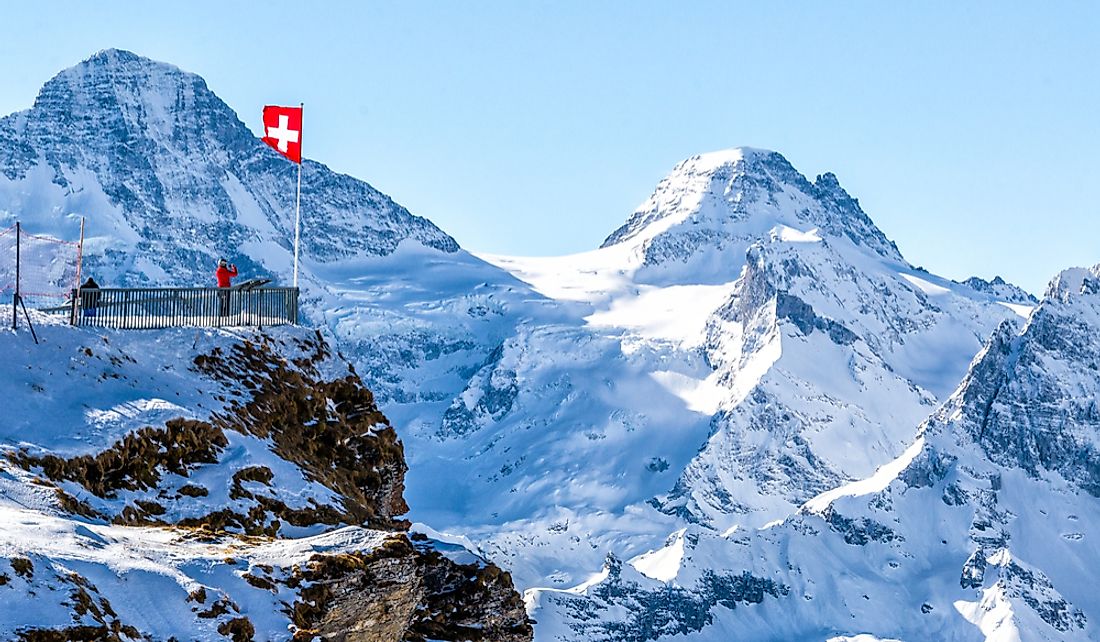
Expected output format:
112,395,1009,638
601,148,901,281
960,275,1038,306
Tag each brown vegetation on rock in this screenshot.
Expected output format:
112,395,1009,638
11,418,227,497
10,557,33,578
6,330,531,641
193,333,410,529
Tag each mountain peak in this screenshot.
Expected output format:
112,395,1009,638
683,146,785,170
670,147,805,186
1044,265,1100,302
85,47,145,64
600,147,901,272
24,48,242,166
42,47,199,97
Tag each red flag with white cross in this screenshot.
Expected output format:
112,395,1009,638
262,105,302,163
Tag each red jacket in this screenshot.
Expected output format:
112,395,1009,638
216,264,238,288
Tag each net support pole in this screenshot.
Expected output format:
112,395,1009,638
12,221,19,330
75,216,85,288
292,102,303,289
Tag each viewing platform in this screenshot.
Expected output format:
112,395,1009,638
57,281,299,330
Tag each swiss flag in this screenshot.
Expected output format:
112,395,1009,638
262,105,302,163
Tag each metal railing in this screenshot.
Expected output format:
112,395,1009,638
64,286,299,329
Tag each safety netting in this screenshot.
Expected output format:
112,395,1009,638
0,224,82,310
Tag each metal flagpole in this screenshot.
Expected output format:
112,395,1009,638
293,102,303,289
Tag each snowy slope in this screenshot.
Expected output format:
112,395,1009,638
0,317,531,640
530,265,1100,641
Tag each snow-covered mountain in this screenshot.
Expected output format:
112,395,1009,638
407,146,1031,586
0,49,456,290
3,49,1087,642
531,265,1100,641
601,148,902,278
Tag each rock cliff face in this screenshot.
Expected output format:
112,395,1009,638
942,265,1100,497
0,321,531,642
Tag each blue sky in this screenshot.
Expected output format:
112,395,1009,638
2,2,1097,293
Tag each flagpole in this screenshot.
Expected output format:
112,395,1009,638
293,102,303,289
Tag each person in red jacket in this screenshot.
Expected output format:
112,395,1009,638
216,258,238,316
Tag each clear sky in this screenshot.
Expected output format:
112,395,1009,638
2,2,1097,294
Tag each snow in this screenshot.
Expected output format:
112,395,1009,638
0,496,388,640
899,272,952,296
629,529,686,582
996,301,1035,318
801,436,926,514
771,225,822,244
585,281,737,347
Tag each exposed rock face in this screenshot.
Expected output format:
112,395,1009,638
290,535,532,642
929,265,1100,497
543,552,789,642
961,275,1038,305
14,330,410,533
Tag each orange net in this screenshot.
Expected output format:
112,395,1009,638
0,225,82,309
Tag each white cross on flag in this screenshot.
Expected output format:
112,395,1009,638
262,105,302,163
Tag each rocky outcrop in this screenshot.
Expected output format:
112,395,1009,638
961,275,1037,305
928,267,1100,497
546,553,788,642
13,331,409,533
288,535,532,642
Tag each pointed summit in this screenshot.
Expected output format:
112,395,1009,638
601,147,901,274
27,48,262,169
